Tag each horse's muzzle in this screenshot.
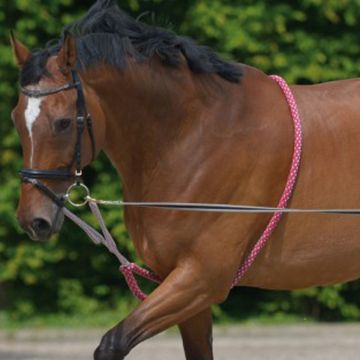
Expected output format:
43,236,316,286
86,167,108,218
17,208,64,242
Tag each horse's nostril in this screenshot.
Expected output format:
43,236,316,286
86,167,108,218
31,218,52,239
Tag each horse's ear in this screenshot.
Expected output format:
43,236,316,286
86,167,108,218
10,31,31,68
57,31,77,74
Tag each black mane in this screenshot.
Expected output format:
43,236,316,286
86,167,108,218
20,0,242,87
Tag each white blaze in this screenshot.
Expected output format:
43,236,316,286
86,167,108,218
24,97,42,166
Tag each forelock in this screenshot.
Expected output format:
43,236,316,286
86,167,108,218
20,43,61,87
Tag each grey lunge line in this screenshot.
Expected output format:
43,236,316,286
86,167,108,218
87,198,360,215
63,204,130,266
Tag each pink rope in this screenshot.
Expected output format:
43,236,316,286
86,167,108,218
120,264,148,301
231,75,303,286
120,263,161,301
129,263,162,283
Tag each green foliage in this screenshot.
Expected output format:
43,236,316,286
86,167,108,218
184,0,360,82
58,279,99,315
0,0,360,324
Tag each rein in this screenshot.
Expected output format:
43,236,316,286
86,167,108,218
20,73,326,300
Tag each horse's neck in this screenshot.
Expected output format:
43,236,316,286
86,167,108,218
85,64,291,203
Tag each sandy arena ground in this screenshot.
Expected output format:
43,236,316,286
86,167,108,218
0,324,360,360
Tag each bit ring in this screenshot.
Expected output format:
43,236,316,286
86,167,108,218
65,183,90,207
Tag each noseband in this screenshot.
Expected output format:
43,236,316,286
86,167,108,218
19,70,96,207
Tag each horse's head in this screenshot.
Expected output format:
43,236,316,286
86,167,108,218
11,34,106,241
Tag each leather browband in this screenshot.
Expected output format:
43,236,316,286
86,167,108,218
20,82,80,98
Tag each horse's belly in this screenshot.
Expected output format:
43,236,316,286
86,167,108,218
240,215,360,290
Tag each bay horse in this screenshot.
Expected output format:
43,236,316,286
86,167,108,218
10,0,360,359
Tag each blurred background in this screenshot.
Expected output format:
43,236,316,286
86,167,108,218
1,0,360,329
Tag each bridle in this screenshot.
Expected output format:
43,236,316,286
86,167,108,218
19,70,96,207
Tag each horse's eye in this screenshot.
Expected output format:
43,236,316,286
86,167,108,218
55,118,72,133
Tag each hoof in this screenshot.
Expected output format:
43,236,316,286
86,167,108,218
94,346,125,360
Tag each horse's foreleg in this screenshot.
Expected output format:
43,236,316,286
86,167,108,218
94,263,227,360
178,307,213,360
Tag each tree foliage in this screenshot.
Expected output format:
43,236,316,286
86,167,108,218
1,0,360,322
